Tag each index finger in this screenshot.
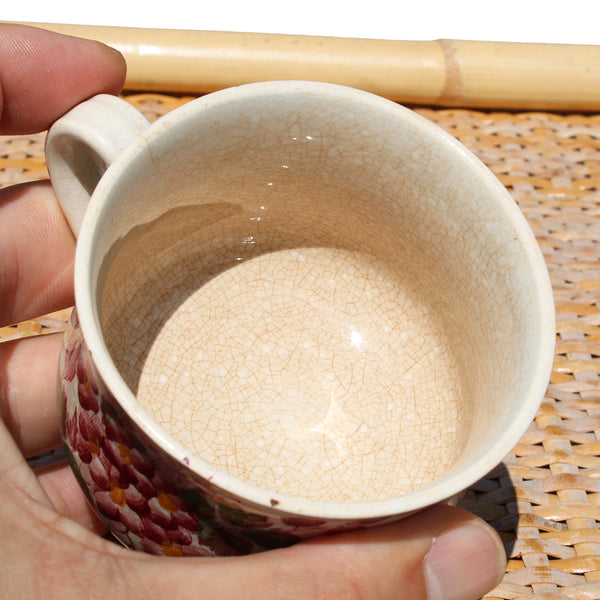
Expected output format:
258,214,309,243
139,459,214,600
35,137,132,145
0,23,126,134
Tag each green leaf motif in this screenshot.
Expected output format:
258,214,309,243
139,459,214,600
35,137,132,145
242,528,301,549
218,504,270,528
180,489,215,520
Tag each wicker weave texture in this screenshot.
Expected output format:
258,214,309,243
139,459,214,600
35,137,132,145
1,94,599,600
417,108,600,600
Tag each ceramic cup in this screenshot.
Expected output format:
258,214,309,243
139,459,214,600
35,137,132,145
46,81,555,557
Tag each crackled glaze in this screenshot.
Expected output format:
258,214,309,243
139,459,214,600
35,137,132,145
49,82,555,556
101,206,465,504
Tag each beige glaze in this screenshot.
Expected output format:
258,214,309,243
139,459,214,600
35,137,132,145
88,80,550,510
102,204,464,502
47,83,554,525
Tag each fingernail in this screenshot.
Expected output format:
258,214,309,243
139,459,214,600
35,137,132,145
424,519,506,600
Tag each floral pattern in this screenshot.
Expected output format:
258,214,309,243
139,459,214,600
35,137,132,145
59,312,388,556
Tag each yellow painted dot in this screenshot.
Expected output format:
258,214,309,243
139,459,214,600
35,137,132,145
87,427,100,455
118,443,132,465
110,484,127,507
162,542,183,556
157,491,178,513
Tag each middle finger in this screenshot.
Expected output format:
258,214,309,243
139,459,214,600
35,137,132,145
0,332,64,458
0,180,75,328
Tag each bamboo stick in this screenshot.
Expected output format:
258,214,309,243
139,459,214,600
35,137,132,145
8,21,600,111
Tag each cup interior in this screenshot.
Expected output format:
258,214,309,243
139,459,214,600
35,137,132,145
81,83,553,511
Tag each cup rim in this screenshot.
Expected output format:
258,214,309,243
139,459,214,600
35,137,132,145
72,80,555,519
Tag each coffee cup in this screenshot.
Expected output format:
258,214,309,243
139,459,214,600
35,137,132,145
46,81,555,556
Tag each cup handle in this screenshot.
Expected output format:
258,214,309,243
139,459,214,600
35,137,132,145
45,94,151,238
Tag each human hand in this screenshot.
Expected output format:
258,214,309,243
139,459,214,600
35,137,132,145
0,23,506,599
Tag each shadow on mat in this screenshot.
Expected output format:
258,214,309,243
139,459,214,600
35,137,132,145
459,461,517,559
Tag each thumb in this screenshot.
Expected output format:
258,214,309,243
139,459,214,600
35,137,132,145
126,504,506,600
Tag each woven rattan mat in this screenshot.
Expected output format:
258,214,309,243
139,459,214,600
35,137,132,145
1,94,599,599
